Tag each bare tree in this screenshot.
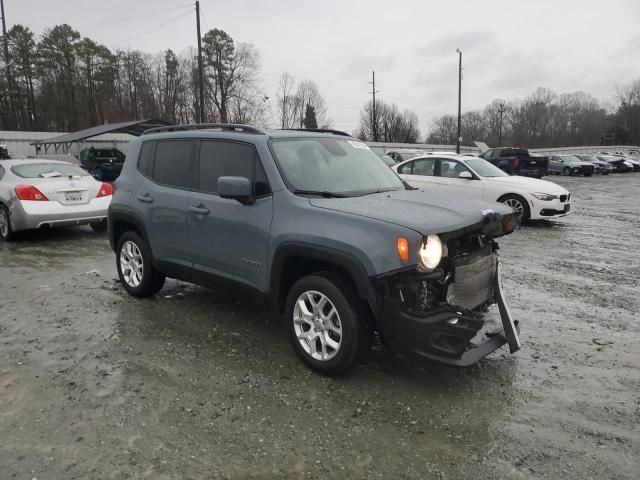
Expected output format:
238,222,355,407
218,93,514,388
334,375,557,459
357,100,420,142
276,72,297,128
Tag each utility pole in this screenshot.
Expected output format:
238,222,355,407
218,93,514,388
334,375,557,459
195,1,205,123
456,49,462,154
369,71,379,142
498,102,505,145
1,0,13,127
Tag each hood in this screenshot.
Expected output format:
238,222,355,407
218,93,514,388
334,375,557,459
308,189,512,236
483,175,568,194
567,160,594,167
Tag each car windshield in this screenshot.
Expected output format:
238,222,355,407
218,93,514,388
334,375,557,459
399,152,421,161
380,155,396,166
271,138,404,195
11,162,88,178
465,158,510,177
560,155,581,162
581,156,596,161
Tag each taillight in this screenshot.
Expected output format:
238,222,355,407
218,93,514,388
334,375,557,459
513,158,520,168
15,185,49,201
97,182,113,198
546,158,551,171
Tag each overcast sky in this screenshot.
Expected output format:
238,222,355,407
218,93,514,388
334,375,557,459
7,0,640,133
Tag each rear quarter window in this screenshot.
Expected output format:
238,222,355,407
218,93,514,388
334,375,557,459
137,141,156,177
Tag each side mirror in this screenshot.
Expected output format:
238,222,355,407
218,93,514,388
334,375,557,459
218,176,254,205
458,171,473,179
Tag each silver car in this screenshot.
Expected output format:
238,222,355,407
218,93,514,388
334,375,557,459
0,159,112,241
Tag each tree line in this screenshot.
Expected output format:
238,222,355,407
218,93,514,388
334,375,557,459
1,22,638,147
425,83,640,148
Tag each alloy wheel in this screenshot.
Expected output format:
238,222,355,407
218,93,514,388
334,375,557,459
504,198,524,219
120,240,144,288
293,290,342,361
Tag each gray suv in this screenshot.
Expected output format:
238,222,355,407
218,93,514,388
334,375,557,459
108,125,521,376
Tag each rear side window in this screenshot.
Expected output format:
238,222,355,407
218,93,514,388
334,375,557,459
198,140,270,197
138,141,155,177
412,158,435,176
152,140,196,189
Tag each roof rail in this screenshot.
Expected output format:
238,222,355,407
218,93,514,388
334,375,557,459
279,128,352,137
142,123,266,136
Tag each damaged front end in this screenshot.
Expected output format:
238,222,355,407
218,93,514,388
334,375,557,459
374,216,520,366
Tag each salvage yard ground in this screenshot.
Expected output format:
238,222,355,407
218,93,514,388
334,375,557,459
1,174,639,479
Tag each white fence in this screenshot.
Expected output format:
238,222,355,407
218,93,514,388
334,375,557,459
1,130,638,158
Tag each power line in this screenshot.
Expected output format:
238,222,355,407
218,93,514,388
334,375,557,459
83,4,193,28
114,8,194,48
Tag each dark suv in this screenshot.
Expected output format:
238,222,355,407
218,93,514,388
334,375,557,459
108,125,520,376
80,147,126,181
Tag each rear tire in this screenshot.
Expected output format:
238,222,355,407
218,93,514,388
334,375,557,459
0,205,15,241
90,219,108,232
284,272,373,376
116,231,165,297
499,194,531,224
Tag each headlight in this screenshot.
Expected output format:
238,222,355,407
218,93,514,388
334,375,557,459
531,192,557,201
418,235,443,272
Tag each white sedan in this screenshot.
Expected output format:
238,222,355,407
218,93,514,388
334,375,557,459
392,154,571,222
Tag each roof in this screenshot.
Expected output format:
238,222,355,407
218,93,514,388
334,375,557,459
31,119,172,146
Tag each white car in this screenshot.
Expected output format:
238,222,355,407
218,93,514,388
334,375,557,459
392,154,571,222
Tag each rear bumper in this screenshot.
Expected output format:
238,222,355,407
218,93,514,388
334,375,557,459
10,197,111,231
377,258,520,366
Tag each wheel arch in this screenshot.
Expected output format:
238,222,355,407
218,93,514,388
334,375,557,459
270,242,379,321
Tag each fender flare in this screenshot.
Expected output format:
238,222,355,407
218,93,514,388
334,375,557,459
269,241,380,320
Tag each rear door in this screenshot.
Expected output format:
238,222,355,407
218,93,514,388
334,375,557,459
435,158,484,199
133,140,194,274
396,158,438,193
188,140,273,295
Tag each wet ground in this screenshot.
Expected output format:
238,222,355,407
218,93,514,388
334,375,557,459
1,173,639,479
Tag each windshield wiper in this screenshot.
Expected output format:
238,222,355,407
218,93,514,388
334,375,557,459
292,189,349,198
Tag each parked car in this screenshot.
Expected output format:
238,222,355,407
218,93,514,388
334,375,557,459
384,149,424,163
393,154,570,223
80,147,126,181
378,154,396,167
480,147,550,178
0,144,9,159
549,155,595,176
597,155,633,173
611,154,640,172
574,155,611,175
0,159,113,240
108,125,520,376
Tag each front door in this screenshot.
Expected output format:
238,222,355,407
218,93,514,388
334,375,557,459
188,140,273,296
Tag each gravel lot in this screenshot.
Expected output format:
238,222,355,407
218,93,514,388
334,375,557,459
1,173,639,479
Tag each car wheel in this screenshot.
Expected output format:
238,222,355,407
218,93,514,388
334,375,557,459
0,205,15,241
562,167,571,176
90,219,108,232
285,273,373,376
116,231,166,297
499,194,531,224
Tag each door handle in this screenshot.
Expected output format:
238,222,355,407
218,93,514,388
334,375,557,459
189,205,209,215
136,193,154,203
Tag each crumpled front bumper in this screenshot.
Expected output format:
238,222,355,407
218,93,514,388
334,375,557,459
377,259,521,366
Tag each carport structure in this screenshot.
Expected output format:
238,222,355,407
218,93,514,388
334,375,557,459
31,119,172,155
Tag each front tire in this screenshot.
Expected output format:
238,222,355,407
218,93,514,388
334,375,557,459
285,273,373,376
0,205,15,241
563,167,571,176
116,231,166,297
499,194,531,224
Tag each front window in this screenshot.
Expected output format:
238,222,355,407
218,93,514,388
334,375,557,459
271,138,404,196
465,159,509,177
11,162,89,178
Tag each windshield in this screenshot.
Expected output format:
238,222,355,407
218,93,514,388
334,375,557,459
380,155,396,167
560,155,581,162
399,152,421,161
465,158,509,177
11,162,88,178
581,155,596,161
271,138,404,195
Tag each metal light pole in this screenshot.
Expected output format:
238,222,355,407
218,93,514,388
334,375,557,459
195,1,205,123
456,49,462,154
498,102,505,145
